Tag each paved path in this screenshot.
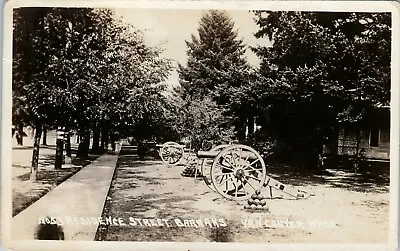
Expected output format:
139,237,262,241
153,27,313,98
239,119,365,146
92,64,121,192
12,152,119,240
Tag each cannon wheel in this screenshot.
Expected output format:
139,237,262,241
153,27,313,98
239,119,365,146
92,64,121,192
201,144,231,192
210,144,267,200
160,142,184,166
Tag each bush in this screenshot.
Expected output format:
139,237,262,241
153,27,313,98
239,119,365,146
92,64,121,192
244,130,277,158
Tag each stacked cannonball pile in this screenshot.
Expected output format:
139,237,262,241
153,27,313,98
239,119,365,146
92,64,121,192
244,190,269,211
181,166,202,177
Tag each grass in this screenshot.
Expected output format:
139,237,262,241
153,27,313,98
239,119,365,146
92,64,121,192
12,154,100,216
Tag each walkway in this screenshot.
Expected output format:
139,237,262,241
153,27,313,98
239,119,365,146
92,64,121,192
12,152,119,240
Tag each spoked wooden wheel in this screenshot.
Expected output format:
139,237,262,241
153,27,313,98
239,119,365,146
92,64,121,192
210,145,267,200
160,142,184,166
201,144,230,192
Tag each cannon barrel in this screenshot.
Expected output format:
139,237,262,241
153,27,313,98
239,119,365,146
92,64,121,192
197,150,220,159
197,149,259,160
156,143,185,148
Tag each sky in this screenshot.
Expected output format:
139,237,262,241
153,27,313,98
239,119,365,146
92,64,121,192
112,8,270,87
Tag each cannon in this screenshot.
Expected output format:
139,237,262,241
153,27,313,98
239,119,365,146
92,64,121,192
198,144,267,200
157,141,186,166
156,141,207,166
158,142,311,201
198,144,311,201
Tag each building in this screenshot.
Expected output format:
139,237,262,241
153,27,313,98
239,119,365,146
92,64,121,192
323,106,390,167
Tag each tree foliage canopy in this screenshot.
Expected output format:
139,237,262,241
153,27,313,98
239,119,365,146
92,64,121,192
251,11,391,164
13,8,172,141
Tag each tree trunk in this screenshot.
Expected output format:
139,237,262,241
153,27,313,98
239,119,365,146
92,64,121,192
30,124,42,182
138,141,145,161
236,119,246,142
92,126,100,153
64,127,72,158
110,133,116,152
77,129,90,159
64,129,72,164
42,126,47,145
353,128,363,172
101,126,109,152
17,122,24,145
247,116,255,138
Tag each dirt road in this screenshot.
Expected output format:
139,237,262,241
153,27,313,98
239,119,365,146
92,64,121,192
98,147,389,243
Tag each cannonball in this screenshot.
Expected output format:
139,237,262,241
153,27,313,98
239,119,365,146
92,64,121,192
251,193,257,200
255,190,261,195
260,199,267,206
248,199,254,205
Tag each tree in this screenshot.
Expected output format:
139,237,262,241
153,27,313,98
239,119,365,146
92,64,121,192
98,18,173,146
178,10,251,140
13,7,172,180
167,88,235,150
13,7,59,181
251,11,391,166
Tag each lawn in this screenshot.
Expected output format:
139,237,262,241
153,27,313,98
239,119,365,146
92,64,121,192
12,151,101,216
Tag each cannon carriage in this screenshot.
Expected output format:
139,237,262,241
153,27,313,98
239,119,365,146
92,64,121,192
157,142,311,201
198,144,267,200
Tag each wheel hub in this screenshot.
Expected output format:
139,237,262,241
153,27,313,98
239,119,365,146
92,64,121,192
235,169,245,179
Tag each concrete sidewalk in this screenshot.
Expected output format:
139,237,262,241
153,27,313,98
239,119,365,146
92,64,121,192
12,152,119,240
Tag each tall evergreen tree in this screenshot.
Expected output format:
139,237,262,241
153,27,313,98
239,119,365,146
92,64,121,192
178,10,251,140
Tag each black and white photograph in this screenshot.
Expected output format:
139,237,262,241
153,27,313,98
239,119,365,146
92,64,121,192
1,1,399,250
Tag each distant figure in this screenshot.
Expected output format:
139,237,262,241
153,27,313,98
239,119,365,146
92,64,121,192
317,153,325,170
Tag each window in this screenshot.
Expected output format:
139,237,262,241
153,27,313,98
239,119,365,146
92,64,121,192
370,128,380,147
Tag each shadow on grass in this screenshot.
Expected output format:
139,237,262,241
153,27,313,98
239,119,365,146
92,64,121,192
267,164,389,193
16,153,100,182
16,167,81,183
118,147,389,195
13,153,101,216
72,154,100,166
